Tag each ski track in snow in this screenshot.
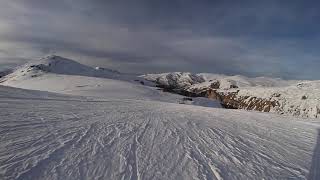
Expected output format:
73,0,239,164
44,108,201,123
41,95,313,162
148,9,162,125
1,94,319,180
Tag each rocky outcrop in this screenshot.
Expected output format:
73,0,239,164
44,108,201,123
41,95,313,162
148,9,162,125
142,72,205,90
0,69,12,78
183,87,280,113
207,90,280,112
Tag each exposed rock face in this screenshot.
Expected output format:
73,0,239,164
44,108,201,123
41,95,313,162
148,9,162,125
208,90,279,112
143,73,320,118
184,87,279,113
145,75,279,113
0,69,12,78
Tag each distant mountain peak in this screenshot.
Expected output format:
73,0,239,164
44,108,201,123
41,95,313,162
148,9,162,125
0,55,120,83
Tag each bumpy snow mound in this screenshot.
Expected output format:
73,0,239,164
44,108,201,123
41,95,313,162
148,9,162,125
0,55,120,83
142,72,205,89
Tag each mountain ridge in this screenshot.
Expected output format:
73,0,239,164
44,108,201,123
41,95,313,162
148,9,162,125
143,72,320,118
1,55,319,118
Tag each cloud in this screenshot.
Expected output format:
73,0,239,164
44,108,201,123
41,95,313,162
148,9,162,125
0,0,319,79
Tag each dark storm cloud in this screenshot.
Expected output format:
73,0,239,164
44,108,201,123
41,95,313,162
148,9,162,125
0,0,320,79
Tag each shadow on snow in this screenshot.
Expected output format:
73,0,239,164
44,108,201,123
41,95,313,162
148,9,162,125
309,129,320,180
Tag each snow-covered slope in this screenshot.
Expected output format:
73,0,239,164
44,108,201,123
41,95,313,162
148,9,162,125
1,73,184,103
0,56,219,107
143,72,320,118
3,57,319,118
0,56,178,102
1,85,320,180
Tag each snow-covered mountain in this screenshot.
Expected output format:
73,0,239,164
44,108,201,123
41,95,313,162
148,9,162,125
0,55,120,82
143,72,297,90
0,56,218,107
2,56,319,118
0,55,180,102
143,72,320,118
1,55,320,179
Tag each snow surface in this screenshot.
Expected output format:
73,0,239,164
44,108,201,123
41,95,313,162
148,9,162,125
1,56,320,179
1,73,182,103
1,85,320,180
182,97,222,108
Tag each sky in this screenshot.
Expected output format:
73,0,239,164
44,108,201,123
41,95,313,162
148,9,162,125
0,0,319,79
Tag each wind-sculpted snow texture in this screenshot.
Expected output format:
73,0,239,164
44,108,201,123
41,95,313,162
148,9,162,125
0,86,320,180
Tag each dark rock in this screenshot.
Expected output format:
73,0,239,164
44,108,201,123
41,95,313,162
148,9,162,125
182,97,193,101
230,84,238,89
